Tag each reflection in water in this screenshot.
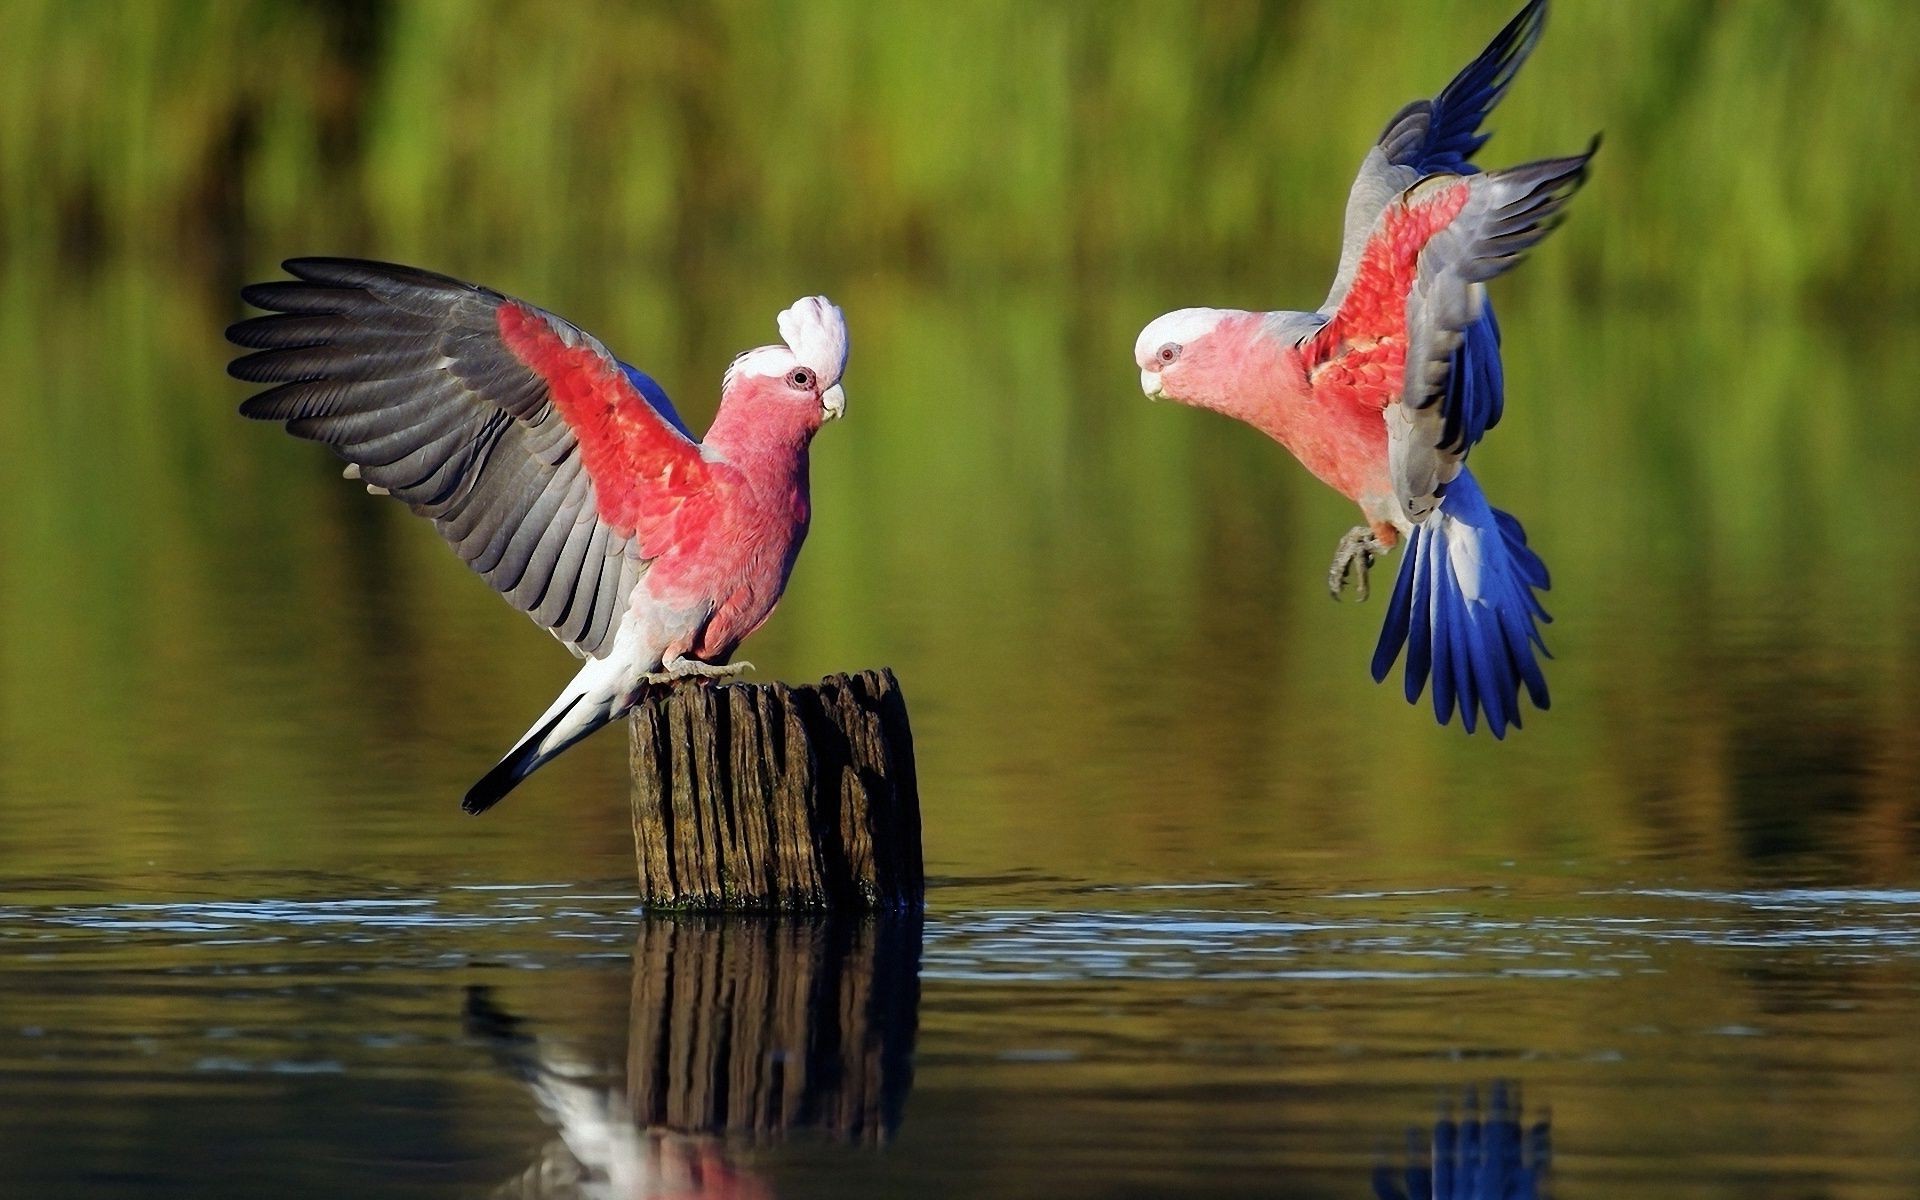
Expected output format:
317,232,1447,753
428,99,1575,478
466,988,769,1200
467,915,922,1198
1373,1083,1551,1200
630,916,920,1144
1,880,1917,1195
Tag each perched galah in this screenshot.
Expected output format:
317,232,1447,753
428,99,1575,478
228,259,847,812
1135,0,1592,737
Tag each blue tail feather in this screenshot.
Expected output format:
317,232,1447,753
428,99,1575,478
1370,471,1550,737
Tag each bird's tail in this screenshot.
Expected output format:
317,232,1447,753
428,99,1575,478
463,663,623,815
1370,470,1550,737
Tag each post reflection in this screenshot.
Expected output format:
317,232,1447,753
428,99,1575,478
466,914,922,1198
1372,1082,1552,1200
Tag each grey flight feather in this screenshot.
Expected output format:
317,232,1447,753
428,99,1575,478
1323,0,1550,314
1324,146,1424,314
1389,140,1598,520
227,257,664,660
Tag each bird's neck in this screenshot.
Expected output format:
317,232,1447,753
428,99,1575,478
703,387,819,489
1191,314,1394,511
1182,315,1308,437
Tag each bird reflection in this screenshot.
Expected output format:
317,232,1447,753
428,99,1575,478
467,913,921,1198
466,987,769,1200
1372,1082,1551,1200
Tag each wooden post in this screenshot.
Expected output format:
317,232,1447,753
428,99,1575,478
627,914,922,1144
628,668,924,911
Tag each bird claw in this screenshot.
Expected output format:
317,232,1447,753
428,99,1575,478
1328,526,1383,602
641,659,756,686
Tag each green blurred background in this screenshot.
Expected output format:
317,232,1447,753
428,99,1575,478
0,0,1916,886
4,3,1920,1196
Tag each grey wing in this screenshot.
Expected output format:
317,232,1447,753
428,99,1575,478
1323,0,1549,314
226,258,656,659
1324,147,1423,314
1390,144,1596,520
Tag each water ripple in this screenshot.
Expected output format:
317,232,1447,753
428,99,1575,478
1,883,1916,986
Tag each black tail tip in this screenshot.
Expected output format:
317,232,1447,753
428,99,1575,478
461,765,521,816
459,696,585,816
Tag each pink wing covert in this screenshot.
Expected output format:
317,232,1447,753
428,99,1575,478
1301,179,1473,415
1302,144,1594,519
495,300,710,543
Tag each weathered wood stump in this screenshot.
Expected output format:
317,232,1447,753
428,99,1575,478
627,914,922,1144
628,668,923,911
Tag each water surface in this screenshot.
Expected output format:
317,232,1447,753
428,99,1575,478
4,868,1919,1197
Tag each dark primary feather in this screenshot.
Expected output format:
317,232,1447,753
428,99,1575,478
1420,135,1597,460
227,257,661,660
1439,305,1502,454
1373,0,1548,456
1392,138,1597,517
1378,0,1548,178
1418,139,1598,308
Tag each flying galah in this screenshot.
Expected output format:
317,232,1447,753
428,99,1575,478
1135,0,1592,737
228,260,848,812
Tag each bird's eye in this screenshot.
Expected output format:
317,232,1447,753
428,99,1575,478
1157,343,1181,365
786,368,815,390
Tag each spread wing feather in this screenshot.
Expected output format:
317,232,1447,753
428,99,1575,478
1325,0,1548,312
1391,143,1594,518
228,258,710,659
1322,0,1549,460
1305,142,1595,520
1379,0,1547,178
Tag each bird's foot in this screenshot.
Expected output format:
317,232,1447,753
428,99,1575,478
641,659,756,686
1328,527,1385,602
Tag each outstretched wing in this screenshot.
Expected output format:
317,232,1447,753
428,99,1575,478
1303,142,1596,520
1322,0,1548,454
1377,0,1548,179
228,258,711,659
1325,0,1547,309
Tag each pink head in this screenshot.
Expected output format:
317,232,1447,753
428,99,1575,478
710,296,850,451
1134,307,1265,415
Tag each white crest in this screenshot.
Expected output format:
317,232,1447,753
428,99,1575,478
776,296,848,386
721,296,850,394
